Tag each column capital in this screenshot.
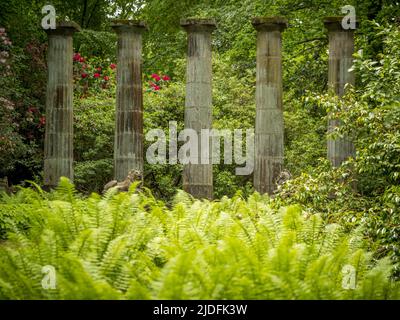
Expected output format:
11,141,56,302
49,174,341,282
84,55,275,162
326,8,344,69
252,17,288,32
45,21,81,36
111,20,147,33
324,16,359,32
180,18,217,32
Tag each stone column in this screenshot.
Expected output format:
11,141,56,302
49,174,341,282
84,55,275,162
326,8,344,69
111,20,146,181
252,17,287,195
44,21,80,187
180,18,216,200
324,17,356,167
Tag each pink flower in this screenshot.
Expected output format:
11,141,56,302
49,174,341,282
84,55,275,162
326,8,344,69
93,73,100,78
39,116,46,125
162,75,170,81
110,63,116,69
151,73,161,81
79,57,85,63
103,76,109,81
0,28,5,34
73,53,81,61
153,85,160,91
96,67,102,71
81,73,88,78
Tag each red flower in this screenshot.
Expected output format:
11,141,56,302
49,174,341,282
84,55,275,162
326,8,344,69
96,67,102,72
153,85,161,91
149,81,156,87
94,73,100,78
162,75,170,81
39,116,46,125
81,73,88,78
79,57,85,63
103,76,109,81
151,73,161,81
73,53,81,61
110,63,116,69
27,106,37,113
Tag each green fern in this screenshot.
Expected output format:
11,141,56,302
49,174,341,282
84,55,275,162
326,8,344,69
0,179,399,299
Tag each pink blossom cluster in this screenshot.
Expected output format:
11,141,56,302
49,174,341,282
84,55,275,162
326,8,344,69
148,73,170,92
0,27,12,74
0,28,12,46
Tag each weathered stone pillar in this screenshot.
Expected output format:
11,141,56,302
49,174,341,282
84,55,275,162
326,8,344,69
324,17,356,167
111,20,146,181
180,18,216,200
252,17,287,195
44,21,80,187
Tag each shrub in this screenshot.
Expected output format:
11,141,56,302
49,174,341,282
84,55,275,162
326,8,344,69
74,159,113,194
73,53,116,97
0,28,45,180
0,4,61,184
73,96,115,193
286,24,400,276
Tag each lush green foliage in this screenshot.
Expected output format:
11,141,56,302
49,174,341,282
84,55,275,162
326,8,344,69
1,0,400,300
0,27,46,181
0,179,399,299
274,23,400,277
71,55,256,198
74,30,117,61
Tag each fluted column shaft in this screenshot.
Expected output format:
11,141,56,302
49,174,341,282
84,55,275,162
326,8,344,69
252,17,287,195
44,22,80,187
180,18,216,200
112,20,146,181
325,17,356,167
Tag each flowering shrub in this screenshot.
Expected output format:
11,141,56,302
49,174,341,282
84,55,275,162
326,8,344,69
73,52,116,97
0,28,47,179
146,73,171,92
0,28,22,173
0,28,12,68
73,52,171,97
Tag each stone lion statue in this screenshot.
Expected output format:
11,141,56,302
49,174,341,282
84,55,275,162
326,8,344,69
103,169,143,193
275,169,292,187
